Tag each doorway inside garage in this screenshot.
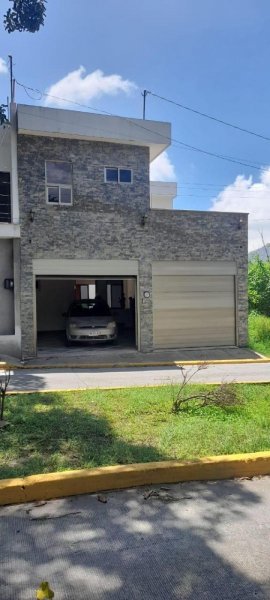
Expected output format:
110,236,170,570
36,276,137,354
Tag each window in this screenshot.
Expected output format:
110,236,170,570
105,167,132,183
79,284,96,300
107,281,124,308
0,172,11,223
45,161,73,205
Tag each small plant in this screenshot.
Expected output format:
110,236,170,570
36,581,54,599
171,364,207,413
171,365,242,413
0,368,11,427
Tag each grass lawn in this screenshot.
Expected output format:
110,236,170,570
0,384,270,480
249,312,270,357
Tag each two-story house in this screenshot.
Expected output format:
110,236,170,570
0,103,248,360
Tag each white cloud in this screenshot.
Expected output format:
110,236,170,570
44,66,136,107
210,168,270,250
0,58,8,75
150,151,176,181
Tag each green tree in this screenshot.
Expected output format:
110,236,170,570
0,105,8,125
248,258,270,315
4,0,46,33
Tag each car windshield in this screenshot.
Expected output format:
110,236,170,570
69,300,111,318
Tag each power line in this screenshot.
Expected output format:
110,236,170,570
179,181,250,187
173,194,270,199
149,90,270,143
15,79,270,174
16,80,115,116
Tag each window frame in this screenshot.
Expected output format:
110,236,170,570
0,171,11,223
104,167,133,184
45,160,73,206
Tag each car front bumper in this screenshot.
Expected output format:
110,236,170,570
67,327,117,342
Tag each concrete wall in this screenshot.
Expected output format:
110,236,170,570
0,125,11,172
17,105,170,161
17,134,248,359
150,197,173,210
36,279,75,331
150,181,177,210
0,239,14,335
0,125,21,358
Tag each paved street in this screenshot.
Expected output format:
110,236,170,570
6,362,270,392
0,477,269,599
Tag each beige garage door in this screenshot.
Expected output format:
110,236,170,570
153,270,236,348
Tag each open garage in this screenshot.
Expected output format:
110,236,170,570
36,276,137,353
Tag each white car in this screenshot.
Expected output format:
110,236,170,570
65,299,118,345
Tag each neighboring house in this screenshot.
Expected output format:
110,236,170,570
0,103,248,359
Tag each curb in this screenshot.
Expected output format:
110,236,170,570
1,357,270,370
0,451,270,506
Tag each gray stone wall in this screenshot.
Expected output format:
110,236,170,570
17,134,248,358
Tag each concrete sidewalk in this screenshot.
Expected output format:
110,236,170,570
1,345,262,369
6,362,270,392
0,477,269,599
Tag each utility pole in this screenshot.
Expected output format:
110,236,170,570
142,90,149,119
8,55,15,103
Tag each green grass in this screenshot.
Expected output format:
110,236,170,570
249,312,270,356
0,384,270,480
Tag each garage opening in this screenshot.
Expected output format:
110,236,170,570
36,276,137,353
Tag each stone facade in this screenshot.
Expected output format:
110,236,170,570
17,134,248,359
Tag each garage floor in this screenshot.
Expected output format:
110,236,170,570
37,330,135,352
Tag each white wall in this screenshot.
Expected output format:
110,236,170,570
0,125,11,172
36,279,75,331
0,239,14,334
150,197,174,209
150,181,177,209
17,104,170,161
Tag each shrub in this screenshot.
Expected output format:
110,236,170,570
248,258,270,316
171,365,242,414
0,368,10,426
249,312,270,344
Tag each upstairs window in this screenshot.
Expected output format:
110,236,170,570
45,161,73,205
105,167,132,184
0,172,11,223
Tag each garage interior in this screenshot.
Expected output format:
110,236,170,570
36,276,137,352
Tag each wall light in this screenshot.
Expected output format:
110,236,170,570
4,278,14,290
141,213,148,227
238,218,243,230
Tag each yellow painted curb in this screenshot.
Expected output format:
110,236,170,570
5,380,270,395
2,357,270,370
0,451,269,506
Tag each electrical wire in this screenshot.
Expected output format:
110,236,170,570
16,80,112,115
148,90,270,143
15,79,270,175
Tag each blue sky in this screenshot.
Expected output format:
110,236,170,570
1,0,270,248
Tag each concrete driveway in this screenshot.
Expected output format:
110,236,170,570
6,362,270,392
1,345,260,369
0,477,269,599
